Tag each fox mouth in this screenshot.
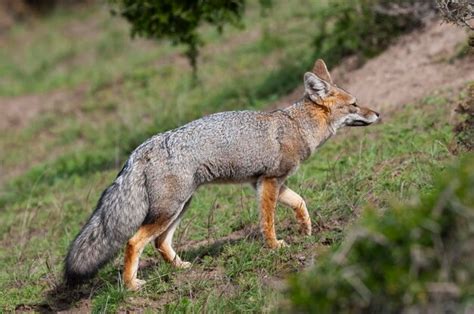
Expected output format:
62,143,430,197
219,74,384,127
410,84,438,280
346,120,371,127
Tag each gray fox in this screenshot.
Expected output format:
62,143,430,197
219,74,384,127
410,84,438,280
65,59,380,290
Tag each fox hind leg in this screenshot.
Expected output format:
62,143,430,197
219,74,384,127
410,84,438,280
278,186,311,236
123,216,175,291
123,196,192,291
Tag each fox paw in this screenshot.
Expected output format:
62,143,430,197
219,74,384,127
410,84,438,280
126,279,146,291
276,239,289,248
268,239,289,249
300,223,312,236
174,260,192,269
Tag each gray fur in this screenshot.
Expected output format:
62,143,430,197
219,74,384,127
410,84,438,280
65,105,330,283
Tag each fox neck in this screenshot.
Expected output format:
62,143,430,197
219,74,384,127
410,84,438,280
285,98,337,155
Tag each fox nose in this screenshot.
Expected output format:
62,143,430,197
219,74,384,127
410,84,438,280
374,112,380,118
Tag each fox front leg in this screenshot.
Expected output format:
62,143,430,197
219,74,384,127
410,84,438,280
278,186,311,236
257,177,288,249
154,219,191,269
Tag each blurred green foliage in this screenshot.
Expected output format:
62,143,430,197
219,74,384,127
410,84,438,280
313,0,427,67
288,155,474,313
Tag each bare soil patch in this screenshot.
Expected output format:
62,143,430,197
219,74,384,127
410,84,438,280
271,21,474,112
0,86,87,186
0,86,86,131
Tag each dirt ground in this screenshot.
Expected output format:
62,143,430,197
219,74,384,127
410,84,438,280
0,86,87,131
272,21,474,112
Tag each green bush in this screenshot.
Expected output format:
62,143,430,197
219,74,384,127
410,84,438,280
313,0,431,67
288,155,474,313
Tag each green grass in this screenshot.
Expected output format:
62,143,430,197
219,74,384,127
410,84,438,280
0,1,465,312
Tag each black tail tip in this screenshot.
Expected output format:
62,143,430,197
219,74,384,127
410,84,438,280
64,268,95,288
64,272,85,288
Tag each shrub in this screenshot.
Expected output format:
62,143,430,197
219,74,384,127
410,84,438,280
312,0,435,67
436,0,474,31
287,155,474,313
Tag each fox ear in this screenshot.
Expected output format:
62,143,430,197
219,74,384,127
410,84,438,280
304,72,331,102
312,59,333,84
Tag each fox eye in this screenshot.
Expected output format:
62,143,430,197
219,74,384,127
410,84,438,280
348,103,358,113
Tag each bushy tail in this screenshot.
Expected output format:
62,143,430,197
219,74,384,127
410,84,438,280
64,160,149,285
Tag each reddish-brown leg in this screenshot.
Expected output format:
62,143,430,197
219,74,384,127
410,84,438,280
123,218,172,291
258,178,287,249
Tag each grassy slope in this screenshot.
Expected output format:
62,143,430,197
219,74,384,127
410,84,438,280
0,2,463,312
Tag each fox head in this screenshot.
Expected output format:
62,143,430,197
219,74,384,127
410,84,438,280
304,59,380,130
